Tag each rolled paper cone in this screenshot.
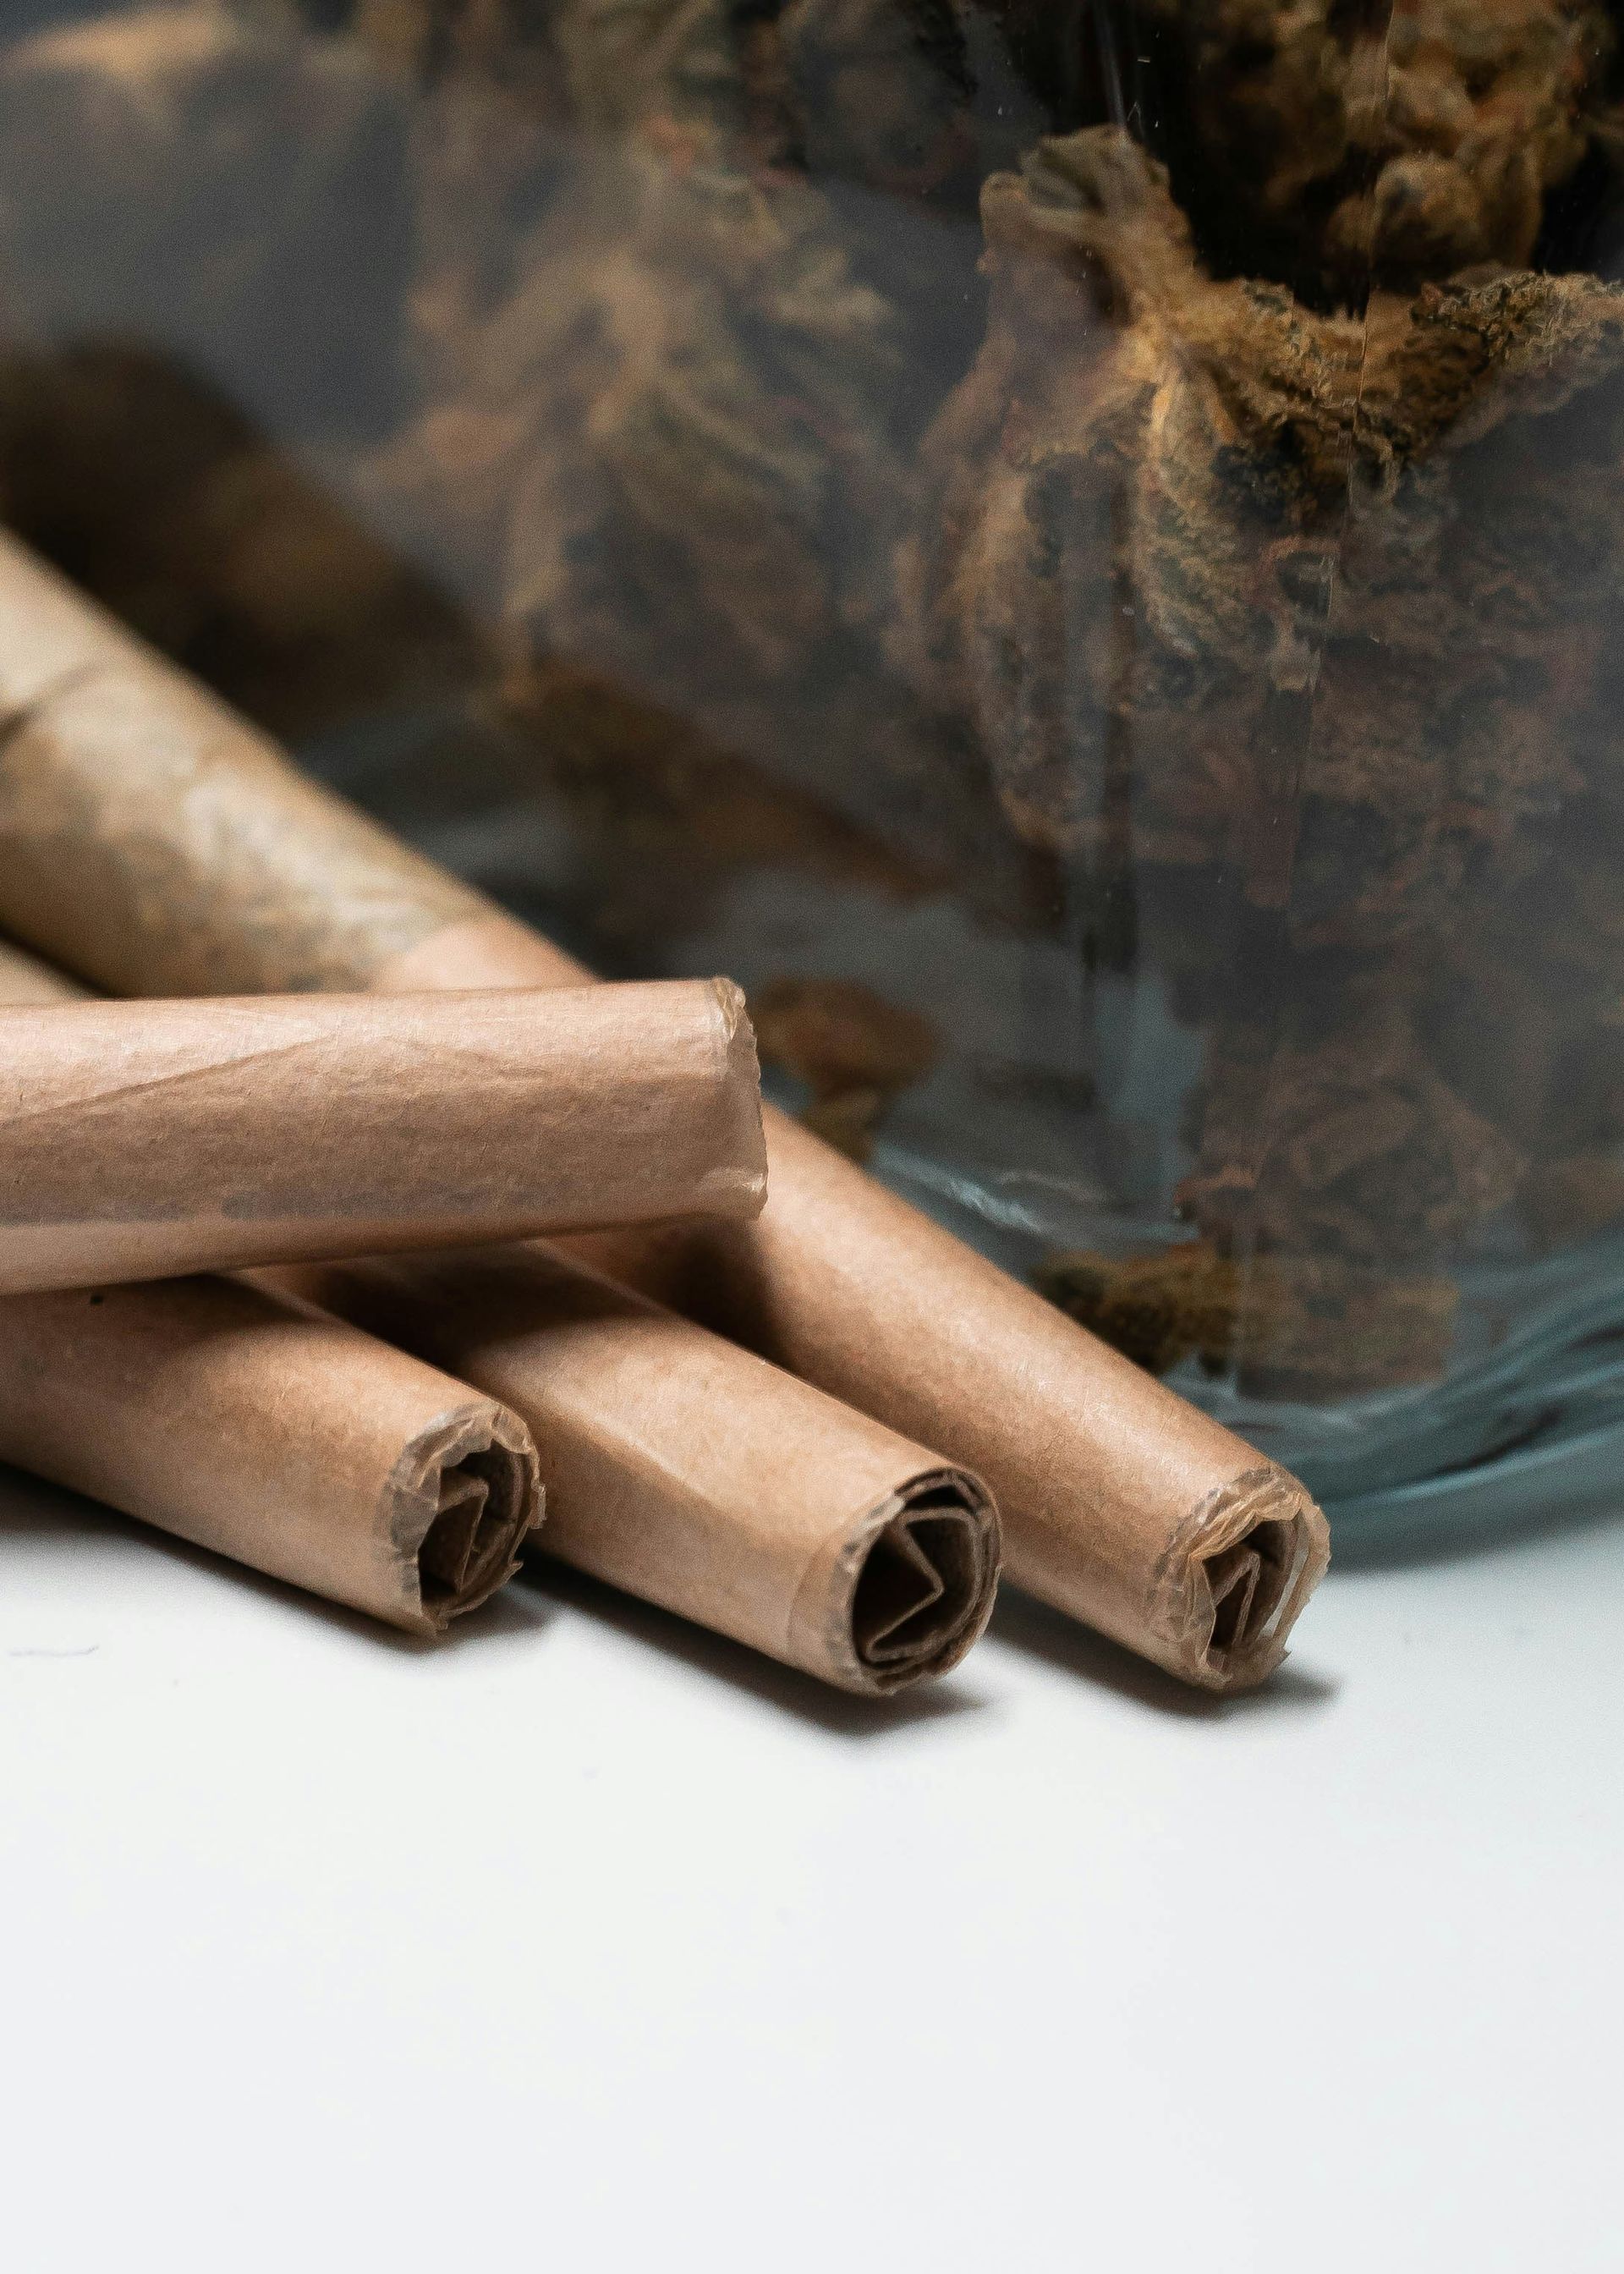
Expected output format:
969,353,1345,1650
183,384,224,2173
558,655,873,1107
0,981,765,1293
266,1247,1000,1695
0,1273,540,1634
0,943,541,1632
0,531,1328,1689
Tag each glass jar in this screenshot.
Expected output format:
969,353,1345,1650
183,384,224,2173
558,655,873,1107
3,0,1622,1542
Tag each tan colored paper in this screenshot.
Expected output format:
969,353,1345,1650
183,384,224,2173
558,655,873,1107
0,981,764,1293
0,1272,540,1634
270,1247,1000,1695
0,530,1328,1688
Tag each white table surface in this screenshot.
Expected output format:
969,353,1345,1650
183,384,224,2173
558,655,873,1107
3,1466,1619,2274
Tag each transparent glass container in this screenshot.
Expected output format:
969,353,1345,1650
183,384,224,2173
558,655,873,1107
4,0,1624,1541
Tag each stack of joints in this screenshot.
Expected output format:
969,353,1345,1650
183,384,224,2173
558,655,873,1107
0,933,998,1696
0,531,1327,1695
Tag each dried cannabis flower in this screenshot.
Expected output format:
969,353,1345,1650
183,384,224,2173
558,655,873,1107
1039,1241,1463,1394
902,118,1624,1383
1137,0,1616,299
894,127,1361,868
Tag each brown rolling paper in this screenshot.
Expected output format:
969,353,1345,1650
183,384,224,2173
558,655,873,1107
0,1272,540,1634
0,943,541,1633
269,1246,999,1695
0,531,1328,1689
0,981,764,1293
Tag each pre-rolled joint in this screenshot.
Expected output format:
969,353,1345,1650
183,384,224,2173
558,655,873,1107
393,1406,542,1632
1153,1465,1330,1692
845,1470,1001,1694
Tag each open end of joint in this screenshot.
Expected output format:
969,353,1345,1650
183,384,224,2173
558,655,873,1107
1200,1517,1298,1667
418,1445,529,1616
853,1483,994,1677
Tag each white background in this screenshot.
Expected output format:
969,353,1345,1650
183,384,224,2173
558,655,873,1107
3,1469,1619,2273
